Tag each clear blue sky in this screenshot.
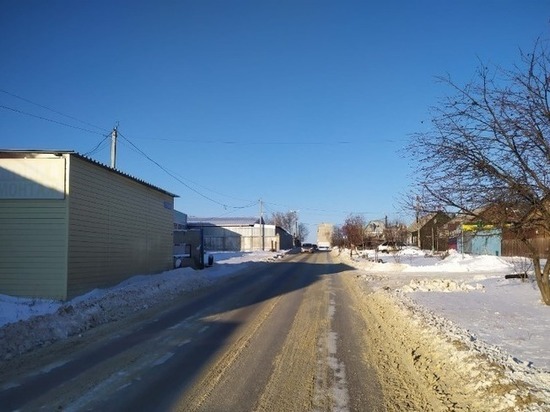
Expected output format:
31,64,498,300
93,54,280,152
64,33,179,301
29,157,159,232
1,1,548,241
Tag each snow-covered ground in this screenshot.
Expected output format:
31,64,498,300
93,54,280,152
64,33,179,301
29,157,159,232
0,251,284,359
0,251,285,328
342,248,550,372
341,248,550,409
1,248,549,400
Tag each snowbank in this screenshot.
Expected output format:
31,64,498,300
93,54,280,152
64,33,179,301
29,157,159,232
342,249,550,369
0,251,283,359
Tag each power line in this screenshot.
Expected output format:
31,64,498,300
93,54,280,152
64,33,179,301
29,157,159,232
83,134,111,156
117,131,258,210
117,133,257,203
0,91,259,210
0,89,109,133
146,160,256,204
108,131,371,219
128,136,353,146
0,104,105,136
263,200,379,216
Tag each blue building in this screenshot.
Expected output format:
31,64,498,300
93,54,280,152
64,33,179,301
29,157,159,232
457,225,502,256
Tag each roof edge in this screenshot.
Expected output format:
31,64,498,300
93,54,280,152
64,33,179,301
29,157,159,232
0,149,178,198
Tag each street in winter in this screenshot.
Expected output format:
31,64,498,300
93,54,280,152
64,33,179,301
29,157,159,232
2,2,550,411
1,249,549,410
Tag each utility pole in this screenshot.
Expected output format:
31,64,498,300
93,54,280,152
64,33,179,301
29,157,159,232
259,199,265,251
110,126,118,169
416,196,421,248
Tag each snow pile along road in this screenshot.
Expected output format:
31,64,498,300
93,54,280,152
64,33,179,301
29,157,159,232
0,251,283,360
341,248,550,410
402,278,485,292
359,287,550,411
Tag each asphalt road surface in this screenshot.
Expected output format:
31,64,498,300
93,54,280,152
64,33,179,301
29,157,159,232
0,252,387,411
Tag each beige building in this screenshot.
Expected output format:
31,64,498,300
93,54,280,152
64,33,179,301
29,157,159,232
187,217,294,252
317,223,333,247
0,150,176,300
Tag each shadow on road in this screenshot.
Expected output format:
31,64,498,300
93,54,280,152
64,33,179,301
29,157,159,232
0,253,355,410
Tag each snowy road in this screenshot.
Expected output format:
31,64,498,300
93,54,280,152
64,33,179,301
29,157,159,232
0,253,385,411
1,251,546,411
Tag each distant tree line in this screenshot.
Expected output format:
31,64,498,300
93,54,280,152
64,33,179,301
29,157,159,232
330,214,408,250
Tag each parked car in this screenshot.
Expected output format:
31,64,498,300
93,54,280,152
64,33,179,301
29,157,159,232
301,243,315,253
376,241,405,253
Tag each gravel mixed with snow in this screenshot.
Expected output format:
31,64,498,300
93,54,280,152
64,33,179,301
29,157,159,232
1,248,549,407
340,248,550,408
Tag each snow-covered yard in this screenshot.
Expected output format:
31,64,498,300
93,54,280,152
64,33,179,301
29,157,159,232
342,249,550,371
340,248,550,409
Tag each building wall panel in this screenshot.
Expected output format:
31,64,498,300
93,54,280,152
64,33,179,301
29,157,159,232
198,224,282,252
0,159,68,299
66,157,173,298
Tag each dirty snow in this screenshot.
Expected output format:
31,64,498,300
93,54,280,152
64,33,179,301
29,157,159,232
1,248,549,407
341,248,550,408
344,249,550,369
0,251,283,359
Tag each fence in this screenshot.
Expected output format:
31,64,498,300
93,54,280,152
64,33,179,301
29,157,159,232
502,237,550,257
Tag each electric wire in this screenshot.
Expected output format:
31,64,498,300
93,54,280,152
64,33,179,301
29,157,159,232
128,136,352,146
117,132,255,204
263,199,379,217
117,132,258,210
0,91,257,210
0,104,105,136
0,89,362,218
83,134,111,156
117,134,257,205
0,89,109,133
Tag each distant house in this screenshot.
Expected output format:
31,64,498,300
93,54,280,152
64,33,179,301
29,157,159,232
502,224,550,258
442,214,460,251
365,220,385,236
458,205,515,256
463,226,502,256
364,219,385,248
408,211,451,251
0,150,176,300
187,217,293,251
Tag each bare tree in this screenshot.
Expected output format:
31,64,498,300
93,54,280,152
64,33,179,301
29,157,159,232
297,223,309,243
331,225,345,248
406,39,550,304
268,211,308,242
342,214,366,251
269,211,298,235
383,219,409,244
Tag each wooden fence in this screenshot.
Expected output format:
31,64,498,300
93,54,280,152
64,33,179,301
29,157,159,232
502,237,550,257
